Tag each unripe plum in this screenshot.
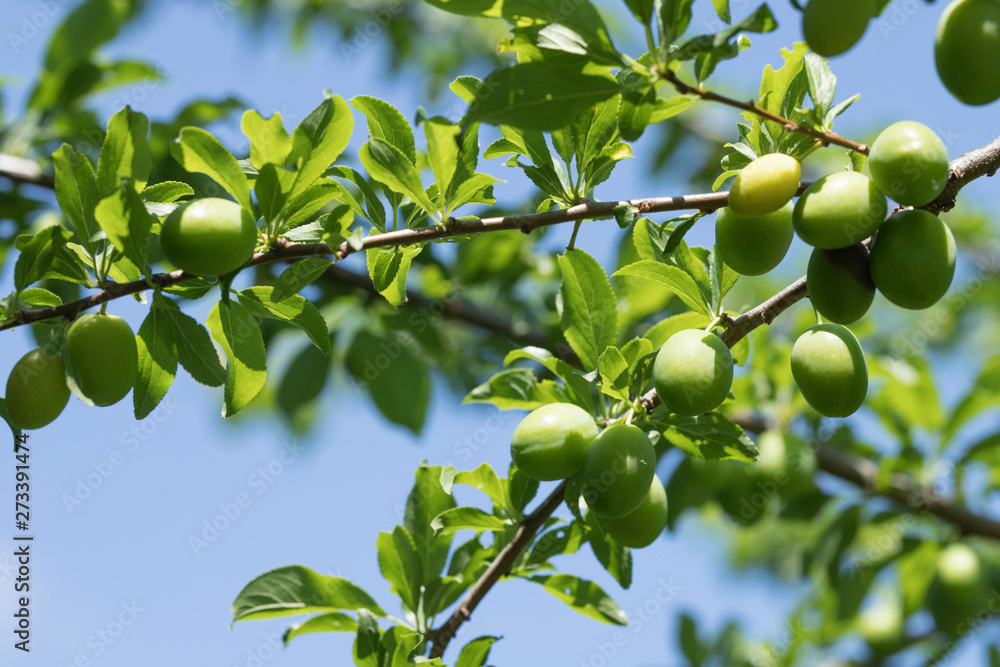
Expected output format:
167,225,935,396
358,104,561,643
793,172,887,249
869,121,949,207
806,245,875,324
5,349,71,429
791,323,868,418
929,543,988,636
869,210,956,310
653,329,733,416
935,0,1000,105
580,424,656,519
161,198,258,277
802,0,873,57
67,313,138,407
727,153,801,217
749,430,816,499
601,474,668,548
510,402,599,481
857,597,904,655
715,202,794,276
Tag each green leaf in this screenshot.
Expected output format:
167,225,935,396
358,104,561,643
1,399,23,446
376,527,423,613
558,250,617,371
15,288,62,309
508,463,540,518
141,181,194,204
947,353,1000,443
464,61,620,132
134,297,178,420
53,144,101,258
528,574,627,625
366,243,423,308
158,295,227,387
97,106,151,195
526,521,587,566
241,110,293,169
287,96,353,199
345,331,430,434
645,312,709,348
359,138,436,215
424,117,461,197
94,184,154,269
503,347,593,412
272,258,334,302
455,636,501,667
465,368,568,410
207,299,267,417
712,0,731,23
404,465,457,584
586,511,632,589
351,96,417,164
238,286,331,356
440,463,507,510
598,347,630,401
170,127,252,210
232,566,385,622
614,260,711,317
353,610,382,667
660,413,758,462
283,612,358,645
431,507,508,533
14,226,71,292
277,344,331,433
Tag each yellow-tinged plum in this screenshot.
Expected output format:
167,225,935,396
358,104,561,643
160,198,258,277
869,121,950,206
791,323,868,418
67,313,138,407
857,597,904,655
802,0,874,57
580,424,656,519
727,153,801,217
935,0,1000,105
5,349,70,429
653,329,733,416
869,210,956,310
601,474,668,548
806,245,875,324
715,202,794,276
793,172,887,249
510,402,599,481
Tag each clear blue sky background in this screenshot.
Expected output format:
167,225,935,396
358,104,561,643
1,1,999,666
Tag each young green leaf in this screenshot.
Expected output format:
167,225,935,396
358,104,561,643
53,144,102,258
13,225,72,293
231,565,385,622
207,299,267,418
558,249,617,371
282,612,358,646
345,331,429,434
404,465,458,584
237,286,331,356
134,297,178,420
598,347,631,402
660,413,758,462
431,507,508,533
359,138,436,215
465,368,569,410
271,257,334,302
455,636,501,667
353,609,382,667
585,510,632,589
351,96,417,164
94,184,154,270
376,526,423,613
614,260,712,316
287,96,353,199
528,574,627,624
97,106,151,195
440,463,507,510
241,110,293,169
170,127,252,210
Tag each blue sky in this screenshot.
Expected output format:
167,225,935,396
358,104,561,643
1,1,999,666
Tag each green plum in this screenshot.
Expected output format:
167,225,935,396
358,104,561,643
929,543,987,637
5,349,71,429
727,153,801,217
869,121,949,206
749,430,816,499
67,313,139,407
715,202,794,276
793,172,887,249
791,323,868,418
936,0,1000,105
580,423,656,519
857,597,904,655
869,210,956,309
160,198,258,276
653,329,733,416
802,0,874,57
601,474,668,548
806,245,876,324
510,403,599,481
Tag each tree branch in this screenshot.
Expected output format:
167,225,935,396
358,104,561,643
926,135,1000,213
0,154,54,188
428,480,568,659
660,70,870,154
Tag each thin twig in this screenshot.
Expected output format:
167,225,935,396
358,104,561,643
0,154,54,188
660,69,870,154
428,480,568,659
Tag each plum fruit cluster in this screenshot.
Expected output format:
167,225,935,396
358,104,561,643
712,123,955,419
5,312,138,430
511,406,667,548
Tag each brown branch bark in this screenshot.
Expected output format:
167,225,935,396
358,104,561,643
660,70,870,154
0,154,54,188
925,135,1000,213
428,480,568,659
